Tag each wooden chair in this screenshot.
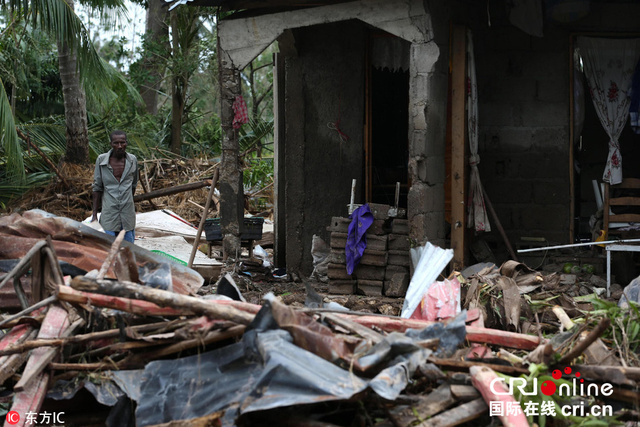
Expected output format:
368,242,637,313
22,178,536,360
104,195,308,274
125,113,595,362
603,177,640,239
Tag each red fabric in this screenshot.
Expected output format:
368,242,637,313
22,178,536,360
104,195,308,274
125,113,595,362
232,95,249,129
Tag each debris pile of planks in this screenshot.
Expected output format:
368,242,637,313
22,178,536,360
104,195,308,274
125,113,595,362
2,234,640,425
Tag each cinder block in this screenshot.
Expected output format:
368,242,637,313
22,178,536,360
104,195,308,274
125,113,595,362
385,265,409,280
357,280,383,296
388,249,411,267
330,232,348,249
391,219,409,235
328,263,352,280
359,250,388,267
330,249,387,266
388,233,410,250
329,280,356,295
367,203,393,220
384,272,410,297
354,265,385,281
327,217,350,233
368,219,390,235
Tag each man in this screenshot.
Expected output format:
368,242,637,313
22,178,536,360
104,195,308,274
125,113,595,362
91,130,138,243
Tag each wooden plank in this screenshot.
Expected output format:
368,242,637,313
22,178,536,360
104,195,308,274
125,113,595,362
418,398,487,427
6,372,50,427
451,384,480,401
133,180,212,203
390,383,456,426
450,25,467,271
14,303,72,392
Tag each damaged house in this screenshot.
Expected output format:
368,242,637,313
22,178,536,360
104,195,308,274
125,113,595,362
204,0,640,282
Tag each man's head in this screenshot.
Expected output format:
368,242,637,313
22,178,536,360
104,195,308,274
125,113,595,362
110,130,127,159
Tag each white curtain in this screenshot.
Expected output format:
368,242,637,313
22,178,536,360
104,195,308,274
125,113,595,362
466,30,491,232
577,37,640,185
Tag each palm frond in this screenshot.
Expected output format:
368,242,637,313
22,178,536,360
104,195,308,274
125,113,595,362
29,0,110,81
0,78,26,182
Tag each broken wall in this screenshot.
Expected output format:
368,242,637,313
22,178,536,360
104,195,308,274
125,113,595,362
281,21,366,276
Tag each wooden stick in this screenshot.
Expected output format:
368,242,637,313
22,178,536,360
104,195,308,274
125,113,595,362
16,128,69,187
418,398,488,427
481,182,518,262
341,314,540,350
428,357,529,376
125,324,246,365
57,285,190,316
97,229,126,280
189,168,219,268
0,240,46,291
558,317,611,365
133,179,212,203
0,320,186,356
470,365,529,427
70,276,255,325
0,296,55,329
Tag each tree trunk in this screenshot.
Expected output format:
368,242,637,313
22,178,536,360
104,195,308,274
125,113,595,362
170,10,184,154
57,0,89,165
218,43,243,258
141,0,169,115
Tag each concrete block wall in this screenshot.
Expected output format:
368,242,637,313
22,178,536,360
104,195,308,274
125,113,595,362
473,25,571,246
283,22,366,276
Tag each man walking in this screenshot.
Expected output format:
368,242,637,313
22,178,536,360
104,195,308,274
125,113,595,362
91,130,138,243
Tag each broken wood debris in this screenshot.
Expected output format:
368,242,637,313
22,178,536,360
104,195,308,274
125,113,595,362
0,241,639,426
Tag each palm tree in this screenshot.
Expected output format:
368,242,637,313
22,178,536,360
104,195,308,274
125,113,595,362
0,0,127,175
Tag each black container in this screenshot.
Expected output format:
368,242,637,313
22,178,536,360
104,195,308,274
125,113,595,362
204,217,264,241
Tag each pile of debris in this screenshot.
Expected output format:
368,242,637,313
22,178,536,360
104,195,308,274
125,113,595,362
1,212,640,426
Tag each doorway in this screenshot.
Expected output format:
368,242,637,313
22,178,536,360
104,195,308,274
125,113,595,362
366,32,410,208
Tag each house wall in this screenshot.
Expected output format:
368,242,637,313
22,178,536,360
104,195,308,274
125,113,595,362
282,22,366,276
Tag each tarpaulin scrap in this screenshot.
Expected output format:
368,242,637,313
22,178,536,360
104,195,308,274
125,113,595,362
345,203,374,275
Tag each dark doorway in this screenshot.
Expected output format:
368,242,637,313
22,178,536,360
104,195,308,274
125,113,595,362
368,66,410,208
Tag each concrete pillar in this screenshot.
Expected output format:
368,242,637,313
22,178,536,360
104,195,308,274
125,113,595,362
218,46,243,258
407,40,445,247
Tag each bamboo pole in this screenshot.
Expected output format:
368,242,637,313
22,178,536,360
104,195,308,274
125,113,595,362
189,168,219,268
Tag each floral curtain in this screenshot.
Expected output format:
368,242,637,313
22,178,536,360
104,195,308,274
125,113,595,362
466,30,491,232
577,37,640,185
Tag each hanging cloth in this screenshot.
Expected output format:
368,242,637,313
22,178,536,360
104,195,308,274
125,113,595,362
630,59,640,134
232,95,249,130
345,204,374,275
577,37,640,184
466,30,491,233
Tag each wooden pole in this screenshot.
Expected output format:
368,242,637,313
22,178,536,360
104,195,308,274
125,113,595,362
70,275,254,325
189,168,219,268
451,25,467,271
133,180,212,203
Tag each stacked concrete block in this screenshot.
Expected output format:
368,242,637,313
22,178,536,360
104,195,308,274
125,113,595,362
327,210,411,297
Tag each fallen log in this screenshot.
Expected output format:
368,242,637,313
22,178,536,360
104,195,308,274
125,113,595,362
133,180,212,203
70,276,255,325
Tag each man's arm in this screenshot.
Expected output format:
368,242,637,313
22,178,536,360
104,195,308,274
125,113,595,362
91,191,103,222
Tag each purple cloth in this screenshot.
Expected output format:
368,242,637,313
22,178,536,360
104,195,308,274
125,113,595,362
345,204,374,275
